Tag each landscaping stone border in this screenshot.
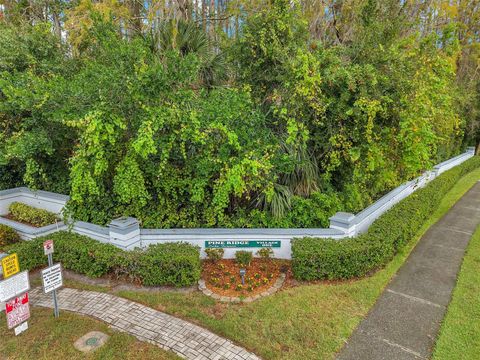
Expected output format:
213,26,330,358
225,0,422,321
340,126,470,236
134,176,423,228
198,273,286,303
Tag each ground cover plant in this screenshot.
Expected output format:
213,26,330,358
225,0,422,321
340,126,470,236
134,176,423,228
0,307,179,360
1,1,479,229
6,202,58,227
58,164,480,360
432,225,480,359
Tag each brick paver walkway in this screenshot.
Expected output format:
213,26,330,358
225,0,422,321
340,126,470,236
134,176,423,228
30,287,260,360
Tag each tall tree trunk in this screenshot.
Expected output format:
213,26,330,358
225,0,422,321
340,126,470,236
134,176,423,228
209,0,215,39
202,0,206,31
130,0,143,35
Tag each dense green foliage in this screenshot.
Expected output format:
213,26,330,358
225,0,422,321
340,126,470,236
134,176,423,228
1,1,479,228
0,224,20,248
8,202,58,227
291,156,480,280
5,232,201,286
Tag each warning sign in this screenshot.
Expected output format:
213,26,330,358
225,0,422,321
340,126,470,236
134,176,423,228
43,239,54,256
1,253,20,279
5,292,30,329
41,263,63,294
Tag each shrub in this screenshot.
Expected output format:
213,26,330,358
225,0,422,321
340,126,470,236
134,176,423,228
235,250,253,267
6,237,46,270
205,248,224,262
292,156,480,281
5,232,120,277
256,248,273,259
123,243,201,287
9,202,58,227
5,232,201,286
0,224,20,249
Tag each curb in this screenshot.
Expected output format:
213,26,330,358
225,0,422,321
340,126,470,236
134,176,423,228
198,273,286,303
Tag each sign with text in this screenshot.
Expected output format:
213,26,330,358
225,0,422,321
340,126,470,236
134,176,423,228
205,240,281,249
6,292,30,329
14,321,28,336
0,271,30,302
41,263,63,294
1,253,19,278
43,239,54,256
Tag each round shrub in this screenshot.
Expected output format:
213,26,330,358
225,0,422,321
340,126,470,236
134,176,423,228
235,250,253,267
205,248,224,262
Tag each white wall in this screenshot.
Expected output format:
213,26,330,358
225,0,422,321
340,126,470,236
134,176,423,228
0,148,475,259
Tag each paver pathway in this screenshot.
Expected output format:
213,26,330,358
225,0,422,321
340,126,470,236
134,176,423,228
29,287,260,360
338,182,480,360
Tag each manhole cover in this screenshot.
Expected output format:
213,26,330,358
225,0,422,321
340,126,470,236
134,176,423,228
74,331,109,353
85,337,99,346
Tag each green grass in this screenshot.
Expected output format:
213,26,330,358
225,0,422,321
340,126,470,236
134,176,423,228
59,167,480,359
0,308,179,360
432,223,480,359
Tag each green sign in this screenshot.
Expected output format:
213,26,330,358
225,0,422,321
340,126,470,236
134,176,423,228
205,240,281,249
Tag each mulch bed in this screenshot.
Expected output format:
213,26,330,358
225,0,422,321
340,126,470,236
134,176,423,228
202,258,289,297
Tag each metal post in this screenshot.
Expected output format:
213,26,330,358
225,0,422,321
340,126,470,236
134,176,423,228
48,253,59,318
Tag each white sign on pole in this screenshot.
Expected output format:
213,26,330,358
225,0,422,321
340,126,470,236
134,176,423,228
14,321,28,336
0,271,30,302
41,263,63,294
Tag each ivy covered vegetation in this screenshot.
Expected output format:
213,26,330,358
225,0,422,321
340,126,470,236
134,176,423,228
1,1,479,228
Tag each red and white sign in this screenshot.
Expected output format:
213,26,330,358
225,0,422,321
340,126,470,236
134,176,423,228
43,239,54,256
5,292,30,329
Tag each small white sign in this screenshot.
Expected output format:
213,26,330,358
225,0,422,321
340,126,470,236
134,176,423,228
0,271,30,302
14,321,28,336
41,263,63,294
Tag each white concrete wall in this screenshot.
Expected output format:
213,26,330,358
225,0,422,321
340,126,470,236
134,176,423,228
0,149,475,259
0,187,69,215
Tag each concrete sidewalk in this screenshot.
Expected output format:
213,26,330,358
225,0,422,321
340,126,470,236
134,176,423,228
338,182,480,360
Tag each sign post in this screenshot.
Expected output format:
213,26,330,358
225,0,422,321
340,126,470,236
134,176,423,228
43,240,60,318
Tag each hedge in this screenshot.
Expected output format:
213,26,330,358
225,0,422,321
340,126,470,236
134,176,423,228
5,232,201,287
0,224,20,249
9,202,58,227
292,156,480,281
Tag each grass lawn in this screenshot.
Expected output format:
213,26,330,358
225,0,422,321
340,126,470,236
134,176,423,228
0,307,179,360
61,168,480,359
432,224,480,359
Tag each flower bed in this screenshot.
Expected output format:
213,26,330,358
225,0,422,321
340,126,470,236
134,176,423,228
201,258,286,297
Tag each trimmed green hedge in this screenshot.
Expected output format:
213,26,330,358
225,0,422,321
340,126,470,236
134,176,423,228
292,156,480,281
9,202,58,227
0,224,20,249
5,232,201,287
